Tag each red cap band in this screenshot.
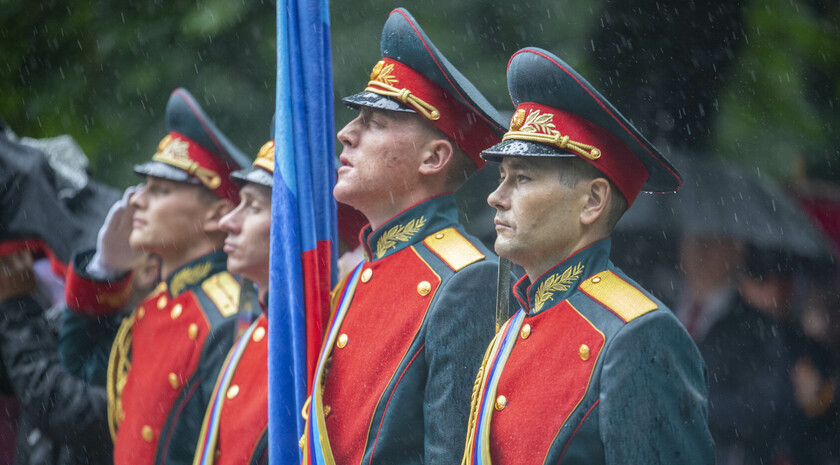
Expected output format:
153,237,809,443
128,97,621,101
508,102,649,205
368,58,499,167
154,131,241,204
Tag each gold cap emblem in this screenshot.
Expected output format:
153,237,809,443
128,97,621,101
510,109,527,131
371,60,385,80
253,141,275,173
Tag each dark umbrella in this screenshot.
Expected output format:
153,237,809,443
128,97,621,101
617,154,834,261
0,121,119,272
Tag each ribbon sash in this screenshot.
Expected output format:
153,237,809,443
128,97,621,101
193,320,260,465
301,263,364,465
465,310,526,465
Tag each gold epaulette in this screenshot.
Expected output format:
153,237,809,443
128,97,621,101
579,270,657,323
201,272,240,317
423,227,485,272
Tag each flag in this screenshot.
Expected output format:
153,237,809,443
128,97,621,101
269,0,336,463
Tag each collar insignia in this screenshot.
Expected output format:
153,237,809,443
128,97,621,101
376,216,426,258
533,262,584,312
170,261,213,297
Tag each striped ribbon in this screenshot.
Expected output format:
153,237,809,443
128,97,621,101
469,309,526,465
193,320,260,465
302,262,364,465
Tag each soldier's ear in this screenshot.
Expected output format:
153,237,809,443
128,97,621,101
580,178,610,227
202,198,236,233
418,138,454,176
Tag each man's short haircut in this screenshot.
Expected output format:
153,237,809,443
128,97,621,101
555,157,628,233
196,184,222,205
414,114,477,190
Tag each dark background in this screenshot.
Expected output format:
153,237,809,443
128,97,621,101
1,0,839,188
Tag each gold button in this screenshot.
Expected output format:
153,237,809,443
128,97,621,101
215,448,221,460
324,405,332,417
336,333,348,349
157,296,167,309
579,344,590,361
188,323,198,340
253,326,266,342
520,324,531,339
137,308,145,319
170,304,183,319
494,395,508,411
227,385,240,399
141,425,154,442
434,232,445,239
591,276,601,284
168,372,179,389
361,268,372,283
417,281,432,296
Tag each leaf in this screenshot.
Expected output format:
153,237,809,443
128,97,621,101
533,263,584,312
519,109,557,135
376,216,427,258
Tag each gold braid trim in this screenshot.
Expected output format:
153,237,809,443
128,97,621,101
503,130,602,160
107,312,136,442
151,152,222,189
365,80,441,121
503,109,602,160
461,332,502,465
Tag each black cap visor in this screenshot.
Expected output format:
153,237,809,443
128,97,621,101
133,161,201,185
230,166,273,188
341,91,416,114
480,139,578,162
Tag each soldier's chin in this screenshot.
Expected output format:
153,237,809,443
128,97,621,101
332,183,362,211
493,238,520,264
128,232,153,252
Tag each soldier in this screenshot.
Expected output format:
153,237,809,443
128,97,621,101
192,140,275,465
462,48,714,464
300,8,509,465
63,88,250,465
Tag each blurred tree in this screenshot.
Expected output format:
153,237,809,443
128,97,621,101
590,0,745,155
1,0,838,187
0,0,276,188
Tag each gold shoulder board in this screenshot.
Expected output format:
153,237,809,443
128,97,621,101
579,270,657,323
423,227,485,272
201,272,240,317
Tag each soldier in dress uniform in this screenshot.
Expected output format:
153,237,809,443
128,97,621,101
192,140,275,465
300,8,509,465
462,48,715,464
63,88,250,465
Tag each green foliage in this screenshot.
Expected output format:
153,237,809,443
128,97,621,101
2,0,838,188
712,0,840,179
0,0,276,188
